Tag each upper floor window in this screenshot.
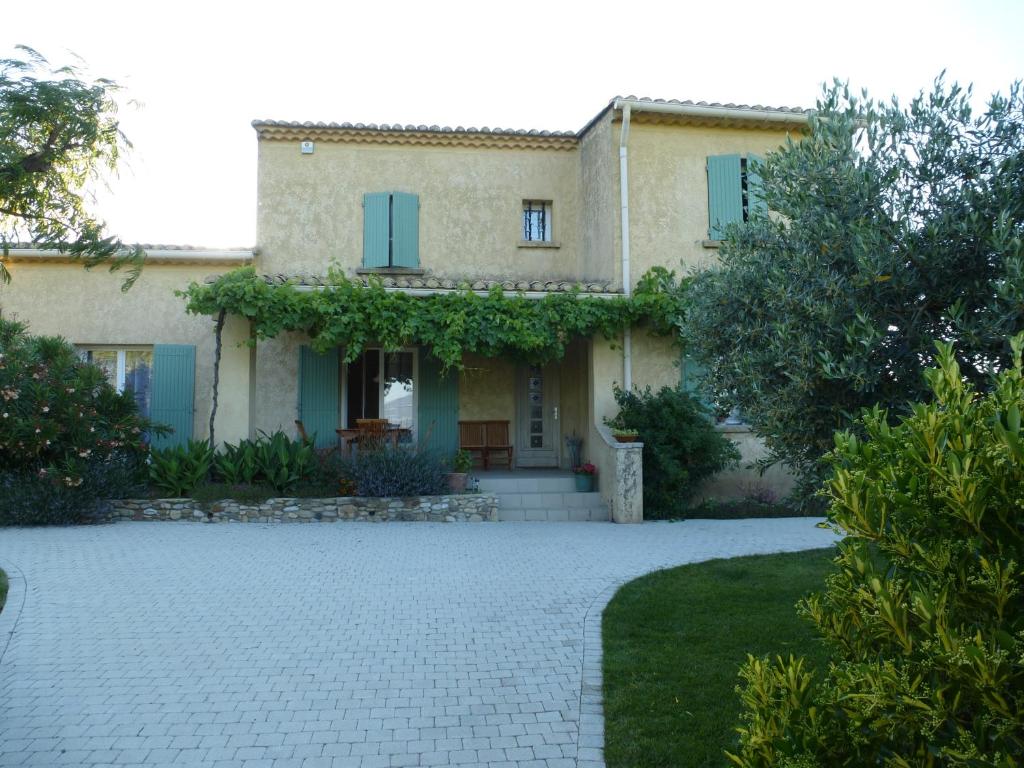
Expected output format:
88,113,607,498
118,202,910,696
363,192,420,268
706,154,765,240
522,200,552,242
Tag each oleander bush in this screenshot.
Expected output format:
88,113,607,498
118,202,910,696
728,337,1024,767
0,318,153,525
610,385,741,517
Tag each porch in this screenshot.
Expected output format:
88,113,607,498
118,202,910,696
291,340,592,473
212,313,645,522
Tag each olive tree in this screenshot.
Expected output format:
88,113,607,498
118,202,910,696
683,78,1024,503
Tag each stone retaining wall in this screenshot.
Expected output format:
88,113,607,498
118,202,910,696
106,494,498,523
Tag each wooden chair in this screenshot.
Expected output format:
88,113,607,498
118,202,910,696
355,418,389,450
458,421,487,468
483,420,513,470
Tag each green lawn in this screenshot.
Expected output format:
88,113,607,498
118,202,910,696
602,548,836,768
0,568,7,614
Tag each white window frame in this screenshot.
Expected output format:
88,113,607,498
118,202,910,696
77,346,152,393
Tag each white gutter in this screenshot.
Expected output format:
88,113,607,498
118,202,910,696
291,284,625,301
611,98,811,127
619,104,633,391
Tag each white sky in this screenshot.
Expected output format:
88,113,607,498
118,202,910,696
3,0,1021,247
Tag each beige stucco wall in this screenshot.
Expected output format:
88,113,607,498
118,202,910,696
0,262,247,443
697,427,796,502
586,333,624,501
579,112,618,286
557,339,588,468
252,332,306,438
630,329,679,393
620,120,797,285
459,353,516,424
257,140,582,283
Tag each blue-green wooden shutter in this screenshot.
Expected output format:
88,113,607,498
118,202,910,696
298,346,339,448
680,354,714,414
417,349,459,457
746,154,767,219
391,192,420,268
363,192,390,267
151,344,196,449
707,154,743,239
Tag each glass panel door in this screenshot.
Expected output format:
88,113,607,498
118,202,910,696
346,349,416,440
516,363,559,467
382,351,415,432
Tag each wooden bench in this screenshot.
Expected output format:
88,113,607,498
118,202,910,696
459,420,514,470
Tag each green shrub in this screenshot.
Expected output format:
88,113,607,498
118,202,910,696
0,318,153,525
149,439,213,497
349,446,448,497
610,385,740,518
252,431,315,494
0,452,146,525
212,439,259,485
728,337,1024,767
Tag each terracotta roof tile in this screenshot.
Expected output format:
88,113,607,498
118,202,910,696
206,273,617,295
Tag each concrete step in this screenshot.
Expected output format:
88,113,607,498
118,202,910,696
493,490,610,522
498,507,609,522
497,491,604,509
477,476,577,494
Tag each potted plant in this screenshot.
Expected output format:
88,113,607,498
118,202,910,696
610,427,641,443
572,462,597,492
604,414,641,443
447,449,473,492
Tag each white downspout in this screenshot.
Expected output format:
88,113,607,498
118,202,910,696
619,104,633,391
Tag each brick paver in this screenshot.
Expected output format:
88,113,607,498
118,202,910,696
0,519,838,767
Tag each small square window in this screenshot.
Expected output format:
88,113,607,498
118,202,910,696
522,201,552,242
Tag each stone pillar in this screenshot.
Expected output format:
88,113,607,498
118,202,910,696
587,334,644,523
608,434,643,523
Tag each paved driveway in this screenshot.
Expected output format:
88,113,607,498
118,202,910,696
0,519,838,768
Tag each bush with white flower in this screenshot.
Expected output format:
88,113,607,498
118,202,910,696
0,318,155,525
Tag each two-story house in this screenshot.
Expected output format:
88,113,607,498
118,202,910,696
0,97,808,520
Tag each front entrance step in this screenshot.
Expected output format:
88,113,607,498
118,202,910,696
477,475,577,494
495,491,610,522
498,507,609,522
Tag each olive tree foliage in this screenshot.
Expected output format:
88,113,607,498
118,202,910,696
0,46,142,287
682,78,1024,504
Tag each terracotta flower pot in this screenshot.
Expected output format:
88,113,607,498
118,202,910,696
447,472,468,493
613,433,639,443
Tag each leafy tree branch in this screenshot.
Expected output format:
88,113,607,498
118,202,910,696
0,45,144,288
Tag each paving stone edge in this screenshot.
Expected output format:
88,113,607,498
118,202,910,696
0,558,26,665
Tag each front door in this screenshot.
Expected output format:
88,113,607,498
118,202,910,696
516,363,560,467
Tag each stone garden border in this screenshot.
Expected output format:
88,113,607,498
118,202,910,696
106,494,497,524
